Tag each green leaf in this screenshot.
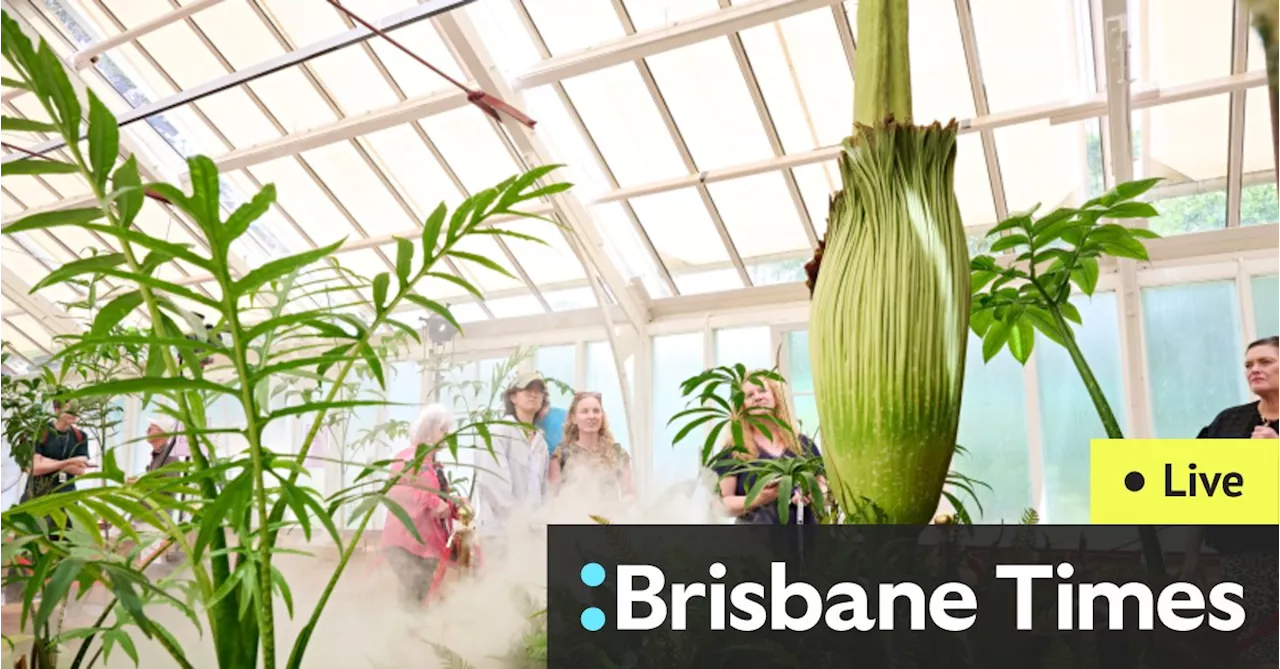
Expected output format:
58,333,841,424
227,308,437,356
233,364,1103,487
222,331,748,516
31,252,126,292
233,239,345,298
1098,236,1149,261
424,271,484,301
1105,201,1158,219
1006,318,1035,365
421,202,446,256
987,211,1034,236
115,629,140,666
988,234,1029,254
970,306,996,336
111,157,145,226
58,376,236,402
224,183,275,243
1058,300,1083,325
90,290,143,337
377,495,423,546
37,41,81,137
358,343,385,389
35,558,85,632
1023,305,1068,348
87,91,118,189
970,269,998,295
394,237,414,288
0,116,54,132
185,155,223,235
403,293,463,337
1113,177,1162,201
372,272,390,312
981,320,1011,362
0,77,29,91
450,250,515,279
1071,257,1099,296
0,158,79,176
2,206,105,236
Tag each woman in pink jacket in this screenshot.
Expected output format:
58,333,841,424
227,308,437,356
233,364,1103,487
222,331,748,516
381,404,458,609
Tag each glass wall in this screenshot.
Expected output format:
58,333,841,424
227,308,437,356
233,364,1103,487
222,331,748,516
1036,292,1125,523
651,332,703,487
535,344,577,406
1253,275,1279,338
1142,281,1247,438
584,341,631,451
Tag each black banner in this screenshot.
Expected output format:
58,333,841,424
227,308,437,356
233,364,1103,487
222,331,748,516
547,524,1277,668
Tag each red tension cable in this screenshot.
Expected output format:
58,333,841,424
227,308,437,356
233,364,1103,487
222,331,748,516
324,0,536,129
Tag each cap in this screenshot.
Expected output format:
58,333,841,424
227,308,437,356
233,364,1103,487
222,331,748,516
510,371,546,391
57,400,80,416
146,416,174,430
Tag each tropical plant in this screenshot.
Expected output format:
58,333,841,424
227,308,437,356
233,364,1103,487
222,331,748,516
0,11,567,669
802,0,971,524
968,178,1168,574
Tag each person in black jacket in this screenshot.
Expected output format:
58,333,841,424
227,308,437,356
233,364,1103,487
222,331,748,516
1183,336,1277,666
20,399,94,503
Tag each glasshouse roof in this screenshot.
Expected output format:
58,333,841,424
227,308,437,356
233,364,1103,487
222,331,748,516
0,0,1276,367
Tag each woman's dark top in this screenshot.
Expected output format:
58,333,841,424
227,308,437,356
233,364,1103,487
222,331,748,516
713,434,821,525
1195,400,1277,555
20,423,89,502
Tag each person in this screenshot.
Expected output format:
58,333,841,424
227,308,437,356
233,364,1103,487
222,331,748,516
547,392,634,500
712,373,826,525
21,400,95,503
538,404,567,458
381,404,458,609
472,371,550,541
1182,336,1278,666
138,417,186,565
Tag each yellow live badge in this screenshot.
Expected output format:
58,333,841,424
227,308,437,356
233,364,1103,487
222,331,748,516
1090,439,1280,524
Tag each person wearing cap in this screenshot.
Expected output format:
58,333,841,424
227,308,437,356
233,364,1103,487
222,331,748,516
472,371,550,541
21,399,94,503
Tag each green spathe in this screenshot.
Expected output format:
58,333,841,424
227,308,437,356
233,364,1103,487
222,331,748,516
809,119,970,524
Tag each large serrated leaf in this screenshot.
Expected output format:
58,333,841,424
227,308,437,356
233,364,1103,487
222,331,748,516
31,252,126,291
233,239,345,298
225,183,275,243
0,158,79,176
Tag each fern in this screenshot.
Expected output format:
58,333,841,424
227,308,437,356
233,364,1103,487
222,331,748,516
1020,507,1040,525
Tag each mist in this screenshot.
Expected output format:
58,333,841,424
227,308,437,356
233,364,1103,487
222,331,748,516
63,469,731,668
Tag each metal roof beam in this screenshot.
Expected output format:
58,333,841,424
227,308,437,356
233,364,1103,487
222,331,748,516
515,0,841,88
0,0,478,165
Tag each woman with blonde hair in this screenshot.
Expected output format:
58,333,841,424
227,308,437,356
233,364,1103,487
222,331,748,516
548,391,634,499
712,371,824,524
381,403,458,608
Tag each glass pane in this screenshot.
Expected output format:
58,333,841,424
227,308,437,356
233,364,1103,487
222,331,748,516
1142,281,1247,438
706,174,811,260
652,332,704,486
1253,275,1279,338
792,393,819,440
386,360,424,426
1133,0,1233,89
535,345,577,407
1142,95,1230,235
956,333,1031,524
786,330,812,394
585,341,631,452
1240,86,1278,228
969,0,1088,113
714,326,772,371
1036,293,1126,523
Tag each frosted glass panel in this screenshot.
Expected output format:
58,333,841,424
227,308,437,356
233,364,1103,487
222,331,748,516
1036,293,1125,523
1142,281,1246,439
713,326,772,370
956,333,1031,524
535,344,577,407
585,341,630,452
1253,275,1279,339
786,329,813,394
652,333,704,486
386,360,424,425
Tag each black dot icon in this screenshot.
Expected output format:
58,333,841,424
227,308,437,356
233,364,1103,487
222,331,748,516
1124,471,1145,492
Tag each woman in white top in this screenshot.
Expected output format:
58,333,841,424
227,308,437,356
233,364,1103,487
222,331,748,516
472,371,550,539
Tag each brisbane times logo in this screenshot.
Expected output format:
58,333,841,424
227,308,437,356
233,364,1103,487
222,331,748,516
574,560,1246,634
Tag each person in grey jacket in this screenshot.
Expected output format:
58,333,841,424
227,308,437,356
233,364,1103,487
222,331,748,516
473,372,550,542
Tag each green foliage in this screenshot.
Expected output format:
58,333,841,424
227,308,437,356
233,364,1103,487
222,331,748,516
0,11,569,669
969,178,1168,576
970,177,1163,367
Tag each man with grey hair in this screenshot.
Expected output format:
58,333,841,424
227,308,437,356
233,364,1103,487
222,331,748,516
138,416,186,566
